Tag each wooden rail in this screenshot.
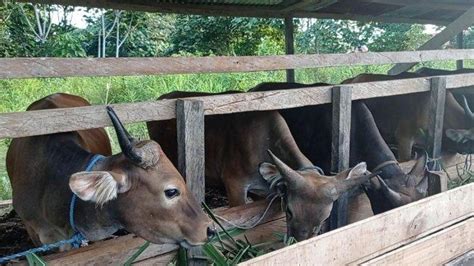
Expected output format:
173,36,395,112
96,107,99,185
239,183,474,266
0,73,473,139
1,49,474,79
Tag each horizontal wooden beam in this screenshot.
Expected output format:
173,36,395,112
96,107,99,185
240,183,474,265
1,73,473,139
362,0,474,11
2,50,474,79
360,219,473,265
44,199,282,265
19,0,450,25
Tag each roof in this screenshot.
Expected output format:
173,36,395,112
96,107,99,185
21,0,474,25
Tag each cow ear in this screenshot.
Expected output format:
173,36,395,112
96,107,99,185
258,162,279,182
69,171,130,206
408,153,427,177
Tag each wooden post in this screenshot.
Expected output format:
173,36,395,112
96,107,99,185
176,99,206,265
329,85,352,230
426,77,447,195
457,32,464,70
284,17,295,83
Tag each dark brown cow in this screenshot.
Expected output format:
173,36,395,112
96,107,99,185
343,71,473,161
7,93,213,249
250,82,434,222
147,91,374,241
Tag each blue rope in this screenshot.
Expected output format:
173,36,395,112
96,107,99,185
0,154,105,264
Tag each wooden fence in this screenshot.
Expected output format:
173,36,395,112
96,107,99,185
1,49,474,263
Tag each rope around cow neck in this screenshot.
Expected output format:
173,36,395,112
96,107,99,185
212,193,280,230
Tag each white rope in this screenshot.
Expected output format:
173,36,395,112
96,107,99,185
212,194,280,230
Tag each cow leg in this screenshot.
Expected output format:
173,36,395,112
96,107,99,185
396,121,416,162
24,223,42,246
222,178,248,207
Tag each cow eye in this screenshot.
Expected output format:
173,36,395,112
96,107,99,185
164,189,180,199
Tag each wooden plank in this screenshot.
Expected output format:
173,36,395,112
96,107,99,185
329,85,352,230
42,199,281,265
389,7,474,75
362,0,473,11
0,200,12,209
446,250,474,266
176,100,206,265
19,0,450,25
2,50,474,79
284,17,295,83
281,0,338,12
1,73,473,140
239,183,474,266
427,77,448,194
457,32,464,70
361,219,473,265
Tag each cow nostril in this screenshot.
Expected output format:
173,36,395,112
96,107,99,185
207,227,217,239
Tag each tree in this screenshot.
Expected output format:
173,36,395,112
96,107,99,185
166,15,283,56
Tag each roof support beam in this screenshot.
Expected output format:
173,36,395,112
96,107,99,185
457,32,464,70
361,0,473,11
281,0,337,12
285,17,295,83
388,7,474,75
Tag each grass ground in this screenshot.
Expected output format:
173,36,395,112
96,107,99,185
0,60,472,200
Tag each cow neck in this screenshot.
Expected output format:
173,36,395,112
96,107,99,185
352,103,405,180
72,154,122,241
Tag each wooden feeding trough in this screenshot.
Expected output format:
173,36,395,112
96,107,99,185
2,0,474,264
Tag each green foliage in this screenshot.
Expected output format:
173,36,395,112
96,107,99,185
167,16,284,56
296,19,431,54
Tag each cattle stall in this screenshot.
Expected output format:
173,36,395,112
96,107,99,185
2,0,474,265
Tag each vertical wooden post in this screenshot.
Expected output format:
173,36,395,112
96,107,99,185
176,99,206,265
457,32,464,70
329,85,352,230
284,17,295,83
426,77,447,195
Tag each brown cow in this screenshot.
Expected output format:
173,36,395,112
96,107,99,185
147,91,374,241
6,93,213,249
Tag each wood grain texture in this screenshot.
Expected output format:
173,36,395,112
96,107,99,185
239,183,474,266
329,85,352,230
1,73,473,139
176,100,205,202
427,77,448,194
2,50,474,79
361,218,473,265
176,100,206,266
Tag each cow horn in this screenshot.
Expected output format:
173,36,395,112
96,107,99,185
461,95,474,124
267,150,304,187
376,176,404,207
335,171,380,195
106,106,143,165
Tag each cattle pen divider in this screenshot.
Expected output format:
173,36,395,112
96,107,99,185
1,49,474,264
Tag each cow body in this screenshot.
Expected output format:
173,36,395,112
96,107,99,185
148,91,374,240
7,93,212,248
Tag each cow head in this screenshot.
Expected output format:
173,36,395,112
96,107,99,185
364,154,437,213
446,95,474,154
259,150,374,241
69,106,213,247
